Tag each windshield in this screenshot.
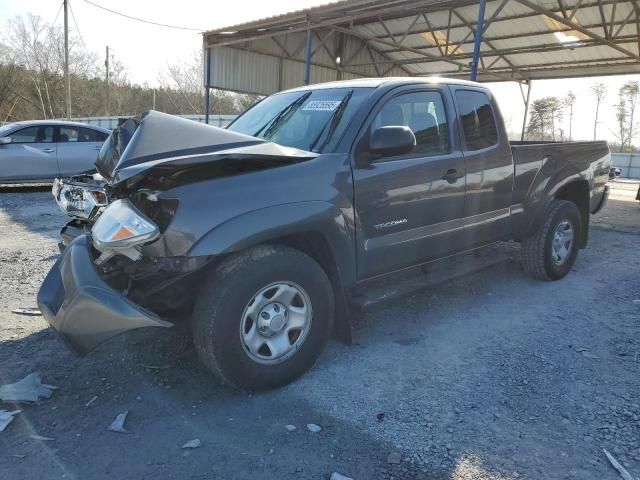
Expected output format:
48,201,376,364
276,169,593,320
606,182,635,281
0,123,17,136
227,87,372,153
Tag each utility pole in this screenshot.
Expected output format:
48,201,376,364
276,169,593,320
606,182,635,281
63,0,71,119
105,46,110,116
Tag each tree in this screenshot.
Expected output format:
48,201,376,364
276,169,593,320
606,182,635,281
621,81,639,151
612,81,639,152
526,96,563,141
0,13,261,122
564,91,576,140
590,82,606,140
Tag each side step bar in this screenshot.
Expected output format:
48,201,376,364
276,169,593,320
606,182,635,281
350,243,517,312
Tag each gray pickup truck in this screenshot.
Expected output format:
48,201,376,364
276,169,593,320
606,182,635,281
38,78,610,390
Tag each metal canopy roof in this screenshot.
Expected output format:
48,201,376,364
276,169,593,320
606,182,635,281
202,0,640,96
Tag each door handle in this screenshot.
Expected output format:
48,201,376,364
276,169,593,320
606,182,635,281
442,169,462,183
41,148,55,153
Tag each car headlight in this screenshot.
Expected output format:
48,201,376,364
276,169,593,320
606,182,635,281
91,199,159,262
52,178,108,219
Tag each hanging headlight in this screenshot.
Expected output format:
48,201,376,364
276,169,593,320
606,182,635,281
91,199,159,263
52,178,108,219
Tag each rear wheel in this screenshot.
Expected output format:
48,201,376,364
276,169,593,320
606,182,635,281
192,245,334,390
521,200,582,281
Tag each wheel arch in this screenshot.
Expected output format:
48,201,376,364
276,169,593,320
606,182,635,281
554,180,590,248
188,202,356,343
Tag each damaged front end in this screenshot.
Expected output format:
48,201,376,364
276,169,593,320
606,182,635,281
38,110,316,355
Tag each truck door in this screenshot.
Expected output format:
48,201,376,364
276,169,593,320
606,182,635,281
452,88,514,246
352,87,466,278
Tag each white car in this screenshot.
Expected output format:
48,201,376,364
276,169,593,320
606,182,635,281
0,120,110,184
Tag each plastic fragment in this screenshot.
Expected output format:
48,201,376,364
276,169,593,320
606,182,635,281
11,308,41,316
181,439,201,449
0,410,21,432
331,473,353,480
306,423,322,433
0,373,57,403
108,411,128,433
603,448,638,480
29,434,54,441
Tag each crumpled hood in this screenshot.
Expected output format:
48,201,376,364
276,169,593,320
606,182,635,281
96,110,316,185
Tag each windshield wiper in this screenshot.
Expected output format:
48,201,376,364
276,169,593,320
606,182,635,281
309,89,354,153
253,91,312,139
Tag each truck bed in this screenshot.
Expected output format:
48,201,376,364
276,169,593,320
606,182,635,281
510,140,610,213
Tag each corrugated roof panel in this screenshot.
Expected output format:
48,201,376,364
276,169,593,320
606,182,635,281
204,0,640,95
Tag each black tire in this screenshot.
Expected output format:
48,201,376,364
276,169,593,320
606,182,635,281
521,200,582,281
192,245,334,391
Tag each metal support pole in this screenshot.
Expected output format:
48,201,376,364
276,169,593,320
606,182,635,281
520,80,532,141
304,29,312,85
470,0,486,82
204,47,211,124
105,46,110,116
63,0,71,119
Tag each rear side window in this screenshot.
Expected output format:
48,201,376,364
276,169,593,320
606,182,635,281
456,90,498,151
373,91,449,155
9,126,54,143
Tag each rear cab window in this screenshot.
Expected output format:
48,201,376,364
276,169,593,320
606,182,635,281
455,90,498,151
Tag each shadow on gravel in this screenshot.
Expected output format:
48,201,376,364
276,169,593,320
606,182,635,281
591,196,640,233
0,325,497,480
0,187,65,240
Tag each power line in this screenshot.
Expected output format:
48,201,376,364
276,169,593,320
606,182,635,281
80,0,204,31
51,1,63,27
68,0,89,54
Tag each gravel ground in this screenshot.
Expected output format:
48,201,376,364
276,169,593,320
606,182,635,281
0,182,639,480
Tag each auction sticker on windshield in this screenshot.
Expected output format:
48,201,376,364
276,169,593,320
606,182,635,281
303,100,342,111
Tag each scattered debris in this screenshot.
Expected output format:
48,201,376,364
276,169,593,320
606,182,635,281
138,364,171,370
0,410,21,432
85,396,98,407
306,423,322,433
603,448,638,480
581,351,601,360
386,450,402,464
181,439,201,449
29,434,54,441
11,308,41,316
108,411,128,433
0,373,57,403
330,473,353,480
376,412,385,422
285,424,297,432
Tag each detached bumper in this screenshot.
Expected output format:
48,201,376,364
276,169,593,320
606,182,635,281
37,235,172,356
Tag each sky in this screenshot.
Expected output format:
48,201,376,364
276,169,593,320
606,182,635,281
0,0,639,142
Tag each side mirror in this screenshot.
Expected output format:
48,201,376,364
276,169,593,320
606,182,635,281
370,126,415,158
0,137,11,145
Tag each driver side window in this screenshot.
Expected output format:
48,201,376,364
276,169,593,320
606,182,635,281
9,126,54,144
373,91,450,155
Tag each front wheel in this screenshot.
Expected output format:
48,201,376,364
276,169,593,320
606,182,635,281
521,200,582,281
192,245,334,390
